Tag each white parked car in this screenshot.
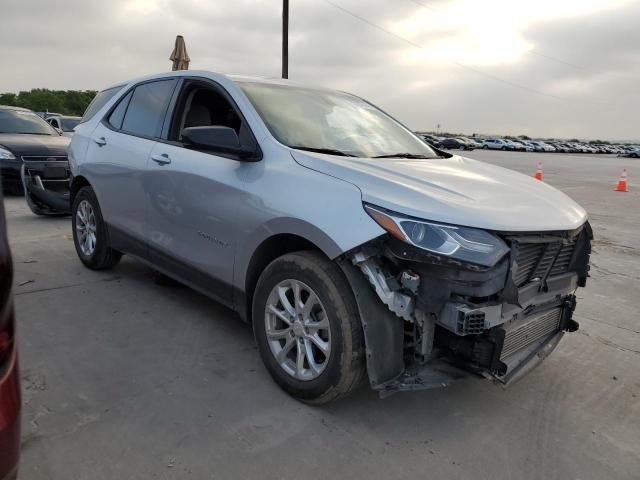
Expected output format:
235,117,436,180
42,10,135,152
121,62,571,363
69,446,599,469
481,138,513,150
46,115,81,138
457,137,482,149
529,141,555,152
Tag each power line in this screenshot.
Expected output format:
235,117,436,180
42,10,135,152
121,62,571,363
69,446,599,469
321,0,627,108
322,0,562,100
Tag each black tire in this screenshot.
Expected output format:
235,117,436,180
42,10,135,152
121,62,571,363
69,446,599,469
501,146,507,150
71,186,122,270
482,145,488,149
631,153,638,158
252,251,366,404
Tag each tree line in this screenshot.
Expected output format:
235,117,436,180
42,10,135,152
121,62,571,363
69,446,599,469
0,89,97,117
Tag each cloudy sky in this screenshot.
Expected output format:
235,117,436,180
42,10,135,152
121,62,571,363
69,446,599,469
1,0,638,140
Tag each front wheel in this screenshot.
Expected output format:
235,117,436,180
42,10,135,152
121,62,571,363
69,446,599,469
482,145,489,149
72,186,122,270
252,251,365,404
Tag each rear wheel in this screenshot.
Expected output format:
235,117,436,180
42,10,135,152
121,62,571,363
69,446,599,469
72,186,122,270
482,145,488,149
252,251,365,404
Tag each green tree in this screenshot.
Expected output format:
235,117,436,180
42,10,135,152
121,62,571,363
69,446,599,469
0,89,97,116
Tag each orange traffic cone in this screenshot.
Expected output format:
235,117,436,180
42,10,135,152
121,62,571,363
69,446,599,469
615,169,628,192
534,162,543,181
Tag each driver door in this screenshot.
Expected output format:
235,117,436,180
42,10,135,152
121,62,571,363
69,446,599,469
144,79,258,307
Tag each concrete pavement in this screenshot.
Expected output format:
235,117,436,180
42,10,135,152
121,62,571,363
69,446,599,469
7,151,640,479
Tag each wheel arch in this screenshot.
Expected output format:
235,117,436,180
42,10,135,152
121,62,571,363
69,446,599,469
237,212,365,316
239,230,334,323
70,175,91,205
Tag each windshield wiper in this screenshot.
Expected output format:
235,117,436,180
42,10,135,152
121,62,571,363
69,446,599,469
290,146,356,157
372,153,433,159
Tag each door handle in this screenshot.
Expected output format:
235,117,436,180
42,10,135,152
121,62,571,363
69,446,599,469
151,153,172,166
93,136,107,147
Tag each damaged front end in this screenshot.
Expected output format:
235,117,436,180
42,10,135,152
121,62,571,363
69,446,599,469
20,156,71,215
341,205,592,396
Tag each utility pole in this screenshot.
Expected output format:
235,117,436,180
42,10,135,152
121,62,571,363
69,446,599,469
282,0,289,79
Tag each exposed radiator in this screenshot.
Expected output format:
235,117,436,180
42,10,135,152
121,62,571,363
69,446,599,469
501,308,562,359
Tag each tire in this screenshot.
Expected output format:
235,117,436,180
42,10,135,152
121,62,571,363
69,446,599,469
71,186,122,270
482,145,488,149
501,146,507,150
631,153,638,158
252,251,366,404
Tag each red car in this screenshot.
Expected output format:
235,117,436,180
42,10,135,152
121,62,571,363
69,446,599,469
0,190,20,480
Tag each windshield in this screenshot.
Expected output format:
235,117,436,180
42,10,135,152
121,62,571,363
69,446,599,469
0,109,57,135
239,82,438,159
61,117,80,131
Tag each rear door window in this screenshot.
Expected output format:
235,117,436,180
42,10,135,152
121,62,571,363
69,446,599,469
121,80,177,139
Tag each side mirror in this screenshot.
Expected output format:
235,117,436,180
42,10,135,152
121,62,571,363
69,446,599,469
54,127,63,135
181,126,256,159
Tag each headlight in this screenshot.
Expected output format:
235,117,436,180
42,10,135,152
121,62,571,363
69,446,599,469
0,146,16,160
364,204,509,267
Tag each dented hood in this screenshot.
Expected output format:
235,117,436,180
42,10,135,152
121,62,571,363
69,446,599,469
291,151,587,232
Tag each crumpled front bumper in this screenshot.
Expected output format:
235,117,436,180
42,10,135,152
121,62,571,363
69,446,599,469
21,162,70,214
341,222,591,397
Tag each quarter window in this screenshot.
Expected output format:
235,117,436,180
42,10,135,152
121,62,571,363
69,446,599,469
108,91,133,130
80,85,124,124
121,79,177,138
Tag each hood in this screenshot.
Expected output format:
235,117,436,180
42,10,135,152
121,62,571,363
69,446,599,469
0,133,70,158
291,151,587,232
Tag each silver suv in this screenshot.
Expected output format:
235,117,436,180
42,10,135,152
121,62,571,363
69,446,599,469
69,71,592,403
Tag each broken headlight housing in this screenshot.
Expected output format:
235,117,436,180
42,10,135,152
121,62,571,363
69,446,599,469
364,204,509,267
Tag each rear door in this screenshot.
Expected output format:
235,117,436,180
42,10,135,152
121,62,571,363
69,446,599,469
84,79,177,254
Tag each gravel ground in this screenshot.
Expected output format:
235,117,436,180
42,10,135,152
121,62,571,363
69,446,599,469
6,150,640,480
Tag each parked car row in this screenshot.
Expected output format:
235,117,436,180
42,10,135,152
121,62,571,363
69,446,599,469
422,134,638,155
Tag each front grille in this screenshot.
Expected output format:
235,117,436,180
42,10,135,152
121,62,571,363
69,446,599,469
21,155,68,162
501,308,562,359
511,236,577,287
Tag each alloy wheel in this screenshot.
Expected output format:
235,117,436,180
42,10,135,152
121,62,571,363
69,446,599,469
264,279,331,381
75,199,97,256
